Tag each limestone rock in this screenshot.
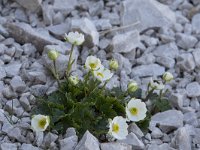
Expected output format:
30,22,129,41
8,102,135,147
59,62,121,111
101,143,132,150
186,82,200,97
15,0,42,12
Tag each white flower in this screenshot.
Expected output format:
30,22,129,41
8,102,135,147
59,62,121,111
31,114,50,132
85,56,102,71
126,99,147,122
128,81,138,93
93,66,113,82
69,75,79,85
163,72,173,82
65,31,85,45
108,116,128,140
150,79,165,90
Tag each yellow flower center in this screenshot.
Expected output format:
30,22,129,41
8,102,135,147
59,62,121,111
38,118,47,129
89,63,97,69
112,123,119,133
129,107,138,115
97,72,104,78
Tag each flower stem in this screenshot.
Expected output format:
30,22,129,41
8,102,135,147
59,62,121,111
53,60,60,87
66,44,75,78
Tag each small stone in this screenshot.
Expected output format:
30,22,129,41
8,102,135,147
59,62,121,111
53,12,64,25
23,43,37,57
151,127,163,139
4,63,21,78
192,14,200,33
42,4,54,26
109,30,140,53
131,64,165,77
101,143,132,150
31,85,48,97
75,130,100,150
150,110,183,133
0,44,7,55
156,56,175,68
15,8,28,23
93,19,112,31
16,0,42,12
89,1,104,16
2,87,17,99
71,18,99,47
0,143,17,150
21,144,39,150
186,82,200,97
169,93,184,109
7,127,26,142
65,127,77,138
177,53,195,72
47,23,70,39
128,123,144,138
35,131,44,147
0,66,6,80
192,49,200,68
10,76,26,93
184,112,198,127
137,53,155,65
59,135,78,150
5,47,16,57
118,132,145,149
27,71,47,84
43,132,58,147
176,33,198,49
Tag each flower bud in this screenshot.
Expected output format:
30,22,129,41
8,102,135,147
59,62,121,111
163,72,173,82
69,75,79,85
109,59,119,70
48,50,59,61
128,81,138,93
150,79,164,90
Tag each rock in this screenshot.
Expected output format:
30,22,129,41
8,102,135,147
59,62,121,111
101,143,132,150
2,87,17,99
171,127,191,150
183,112,198,127
5,22,62,52
0,66,6,80
121,0,176,31
192,14,200,33
27,71,47,84
176,33,198,49
150,110,183,133
93,19,112,31
128,123,144,138
156,56,175,68
153,42,179,58
186,82,200,97
43,132,58,147
10,76,26,93
53,12,64,25
23,43,37,57
137,53,155,65
71,18,99,47
59,135,78,150
131,64,165,77
21,144,39,150
53,0,77,16
177,53,195,72
0,44,7,55
148,143,175,150
192,49,200,68
151,127,163,139
75,130,100,150
169,93,183,109
35,131,44,147
109,30,140,53
118,132,145,149
31,85,48,97
7,127,26,142
14,8,28,23
4,63,21,78
42,4,54,26
89,1,104,16
0,143,17,150
15,0,42,12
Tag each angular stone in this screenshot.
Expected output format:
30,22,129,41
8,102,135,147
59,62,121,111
192,14,200,33
93,19,112,31
5,22,62,52
177,53,195,72
184,112,198,127
192,49,200,68
0,143,17,150
131,64,165,77
21,144,39,150
101,143,132,150
35,131,44,147
186,82,200,97
42,4,54,26
64,127,77,138
27,71,47,84
169,93,183,109
47,23,70,39
71,18,99,47
156,56,175,69
10,76,26,93
118,132,145,149
137,53,155,65
89,1,104,16
15,0,42,12
0,44,7,55
150,110,183,133
43,132,58,147
176,33,198,49
19,95,31,111
0,66,6,80
5,63,21,78
121,0,176,31
109,30,140,53
128,123,144,138
75,131,100,150
151,127,163,139
59,135,78,150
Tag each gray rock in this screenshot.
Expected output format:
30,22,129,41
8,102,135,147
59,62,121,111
137,53,155,65
35,131,44,147
89,1,104,16
176,33,198,49
184,112,198,127
0,24,9,38
31,85,48,97
169,93,183,109
177,53,195,72
15,0,42,12
59,135,78,150
15,8,28,23
43,132,58,147
27,71,47,84
156,56,175,68
128,123,144,138
23,43,37,57
5,47,16,57
53,12,64,25
43,44,71,55
192,14,200,33
109,30,140,53
118,132,145,149
21,144,39,150
151,127,163,139
2,87,17,99
131,64,165,77
42,4,54,26
7,127,26,142
75,130,100,150
10,76,26,93
0,143,17,150
150,110,183,133
171,127,191,150
71,18,99,47
120,70,129,91
19,95,31,111
192,49,200,68
148,143,175,150
186,82,200,97
101,143,132,150
0,66,6,80
5,22,62,52
93,19,112,31
53,0,77,16
0,44,7,55
5,63,21,78
121,0,176,31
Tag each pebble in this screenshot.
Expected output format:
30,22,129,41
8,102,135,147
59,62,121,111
186,82,200,97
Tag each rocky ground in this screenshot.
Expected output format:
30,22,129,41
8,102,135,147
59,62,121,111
0,0,200,149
